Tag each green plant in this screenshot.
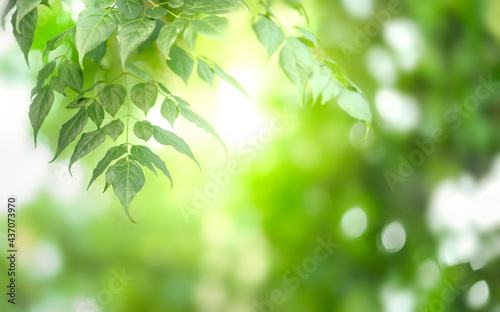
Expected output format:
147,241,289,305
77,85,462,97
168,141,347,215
3,0,371,222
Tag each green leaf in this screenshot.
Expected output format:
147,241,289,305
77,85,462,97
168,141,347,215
115,0,144,19
87,41,107,67
167,46,194,84
252,15,285,57
184,0,239,15
104,119,125,141
309,61,332,103
128,154,157,175
76,7,118,67
133,120,153,141
279,37,313,93
130,145,172,186
105,158,145,222
49,76,66,96
160,97,179,128
213,65,251,99
31,60,56,98
321,78,342,105
183,24,198,51
87,144,128,190
99,84,126,117
168,0,184,8
69,128,107,171
51,108,89,162
126,63,154,81
176,97,226,151
15,0,41,32
197,59,214,86
43,27,74,57
12,9,37,66
67,97,92,109
153,126,200,168
337,90,372,123
29,85,54,146
191,16,228,39
117,16,156,68
87,100,105,128
138,19,163,53
59,60,84,92
157,20,185,60
131,82,158,116
145,7,168,19
296,26,318,47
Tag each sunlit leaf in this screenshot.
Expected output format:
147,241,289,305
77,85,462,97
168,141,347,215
153,126,200,168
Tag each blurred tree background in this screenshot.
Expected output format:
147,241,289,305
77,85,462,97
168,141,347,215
1,0,499,311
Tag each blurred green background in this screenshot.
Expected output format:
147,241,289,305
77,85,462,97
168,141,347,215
1,0,500,311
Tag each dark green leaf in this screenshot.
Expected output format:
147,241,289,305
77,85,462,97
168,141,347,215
160,97,179,128
87,144,128,190
100,84,126,117
252,15,285,57
59,60,84,92
87,100,105,128
167,46,194,84
117,16,156,68
29,85,54,146
131,82,158,116
128,154,157,175
31,60,56,98
153,126,200,168
131,145,172,186
69,128,107,171
104,119,125,141
15,0,41,32
133,120,153,141
51,108,89,162
12,9,37,66
49,76,67,96
115,0,144,19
